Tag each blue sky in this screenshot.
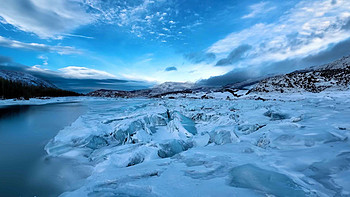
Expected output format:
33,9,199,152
0,0,350,89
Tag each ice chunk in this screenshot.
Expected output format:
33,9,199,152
193,133,210,147
264,110,289,120
174,112,197,135
85,136,109,149
127,153,145,167
229,164,306,196
209,128,239,145
191,113,215,122
157,140,193,158
237,124,266,135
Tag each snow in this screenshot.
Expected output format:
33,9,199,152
41,91,350,196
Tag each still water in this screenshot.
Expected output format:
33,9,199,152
0,102,88,197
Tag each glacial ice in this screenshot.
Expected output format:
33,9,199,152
157,139,192,158
229,164,306,196
40,91,350,196
209,127,239,145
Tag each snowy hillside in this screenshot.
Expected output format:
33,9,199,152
0,69,56,88
44,91,350,196
252,55,350,93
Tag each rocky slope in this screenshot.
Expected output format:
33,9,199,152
252,55,350,93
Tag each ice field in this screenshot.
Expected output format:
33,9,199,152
40,91,350,196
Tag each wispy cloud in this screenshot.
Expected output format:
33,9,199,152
85,0,169,38
242,2,276,19
208,0,350,66
0,36,82,54
0,0,203,43
0,0,94,39
84,0,202,42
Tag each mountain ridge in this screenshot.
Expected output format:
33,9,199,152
251,55,350,93
0,69,56,88
87,54,350,98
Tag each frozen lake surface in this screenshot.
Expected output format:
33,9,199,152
0,102,87,197
1,91,350,196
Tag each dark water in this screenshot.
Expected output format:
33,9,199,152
0,102,88,197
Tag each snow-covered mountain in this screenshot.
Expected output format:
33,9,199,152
87,89,152,98
312,55,350,70
149,82,194,95
0,69,56,88
252,55,350,93
89,55,350,98
88,82,195,98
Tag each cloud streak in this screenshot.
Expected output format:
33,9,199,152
57,66,116,79
242,2,276,19
0,36,82,54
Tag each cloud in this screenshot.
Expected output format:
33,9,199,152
37,55,48,65
165,66,177,71
86,0,168,38
57,66,116,79
0,0,204,42
207,0,350,69
200,37,350,86
85,0,203,42
197,67,259,87
342,17,350,30
184,51,216,64
0,36,82,54
215,45,252,66
242,2,276,19
0,57,153,93
0,0,94,39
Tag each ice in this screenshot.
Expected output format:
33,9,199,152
229,164,306,196
157,139,192,158
41,91,350,196
209,128,239,145
263,110,289,120
85,136,109,149
237,124,266,135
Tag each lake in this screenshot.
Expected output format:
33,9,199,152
0,102,88,197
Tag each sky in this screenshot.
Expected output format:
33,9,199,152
0,0,350,91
